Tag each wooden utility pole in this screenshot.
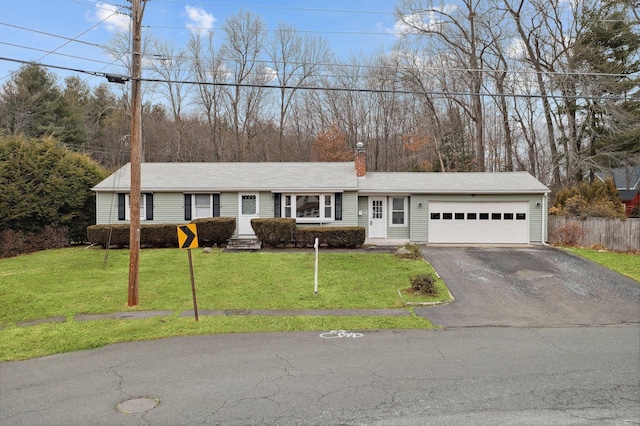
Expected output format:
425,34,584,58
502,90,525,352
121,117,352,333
128,0,146,306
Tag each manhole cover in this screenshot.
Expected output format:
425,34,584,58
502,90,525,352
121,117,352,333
116,397,159,414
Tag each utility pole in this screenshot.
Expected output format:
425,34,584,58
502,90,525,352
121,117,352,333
128,0,146,306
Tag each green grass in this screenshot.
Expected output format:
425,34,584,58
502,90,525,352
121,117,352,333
562,247,640,282
0,247,447,360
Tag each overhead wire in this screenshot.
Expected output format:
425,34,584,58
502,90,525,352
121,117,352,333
0,1,636,88
0,56,635,102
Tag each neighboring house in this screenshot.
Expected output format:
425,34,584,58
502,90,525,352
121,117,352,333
92,145,551,245
596,166,640,217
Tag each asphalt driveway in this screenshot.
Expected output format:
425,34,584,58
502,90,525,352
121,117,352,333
414,246,640,327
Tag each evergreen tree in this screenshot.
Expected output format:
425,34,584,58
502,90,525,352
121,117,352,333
0,64,62,137
0,135,107,242
573,0,640,174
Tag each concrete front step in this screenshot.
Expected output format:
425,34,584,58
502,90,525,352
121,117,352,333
226,238,262,250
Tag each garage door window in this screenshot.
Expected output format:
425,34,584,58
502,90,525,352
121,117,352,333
467,213,477,220
479,213,489,220
443,213,453,220
504,213,514,220
431,213,440,219
516,213,526,220
455,213,464,220
492,213,502,220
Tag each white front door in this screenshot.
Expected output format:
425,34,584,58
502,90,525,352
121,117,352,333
238,193,259,236
369,197,386,238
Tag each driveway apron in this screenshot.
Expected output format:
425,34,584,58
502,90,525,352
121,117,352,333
415,246,640,327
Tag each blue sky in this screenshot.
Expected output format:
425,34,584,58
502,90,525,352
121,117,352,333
0,0,401,87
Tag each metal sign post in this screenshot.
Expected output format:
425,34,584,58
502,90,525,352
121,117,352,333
178,224,199,320
187,249,198,321
314,237,319,295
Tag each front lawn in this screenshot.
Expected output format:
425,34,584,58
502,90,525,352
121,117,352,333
562,247,640,282
0,247,448,360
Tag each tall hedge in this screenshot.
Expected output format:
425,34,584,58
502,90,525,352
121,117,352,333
0,135,107,242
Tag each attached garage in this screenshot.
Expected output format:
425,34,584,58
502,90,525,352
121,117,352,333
428,201,529,244
358,171,550,245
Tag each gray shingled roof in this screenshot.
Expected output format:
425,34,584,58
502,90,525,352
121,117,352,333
93,162,359,192
596,166,640,190
93,163,549,194
358,171,549,194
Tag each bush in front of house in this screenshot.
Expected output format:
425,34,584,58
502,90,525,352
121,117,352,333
87,224,132,247
141,224,179,248
409,273,438,295
87,217,235,248
190,217,236,246
294,226,366,248
250,218,296,247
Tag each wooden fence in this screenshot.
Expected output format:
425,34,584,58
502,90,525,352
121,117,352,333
548,216,640,251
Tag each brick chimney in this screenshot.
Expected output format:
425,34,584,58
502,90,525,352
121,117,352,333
355,142,366,177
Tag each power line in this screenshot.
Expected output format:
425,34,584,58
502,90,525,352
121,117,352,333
0,41,118,67
151,1,392,16
1,56,635,102
0,6,121,82
0,22,104,48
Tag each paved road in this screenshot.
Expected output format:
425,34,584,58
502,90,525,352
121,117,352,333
416,246,640,327
1,326,639,425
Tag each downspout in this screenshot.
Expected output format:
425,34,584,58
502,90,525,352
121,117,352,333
541,193,550,246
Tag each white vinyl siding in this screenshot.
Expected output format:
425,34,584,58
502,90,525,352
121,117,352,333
410,195,429,243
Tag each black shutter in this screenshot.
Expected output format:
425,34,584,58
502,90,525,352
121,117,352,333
273,193,281,218
184,194,192,221
118,193,125,220
145,194,154,220
335,193,342,221
213,194,220,217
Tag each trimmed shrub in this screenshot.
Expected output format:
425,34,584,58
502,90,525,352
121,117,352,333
251,218,296,247
294,227,365,248
87,224,130,247
191,217,236,246
409,273,438,295
87,218,235,248
141,224,179,248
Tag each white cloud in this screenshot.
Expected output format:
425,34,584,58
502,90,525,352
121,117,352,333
506,38,526,60
263,66,277,83
185,6,215,36
94,2,130,32
393,4,458,37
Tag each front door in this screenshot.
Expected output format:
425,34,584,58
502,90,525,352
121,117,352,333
238,193,259,236
369,197,386,238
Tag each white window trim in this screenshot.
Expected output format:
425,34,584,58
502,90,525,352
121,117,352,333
125,193,146,221
282,193,335,223
389,196,408,227
192,193,213,219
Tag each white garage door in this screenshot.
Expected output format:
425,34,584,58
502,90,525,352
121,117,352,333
428,201,529,244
